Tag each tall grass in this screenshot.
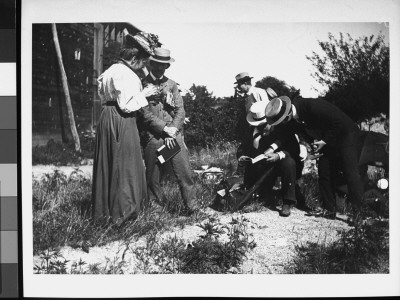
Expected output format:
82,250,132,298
189,141,239,175
32,160,225,254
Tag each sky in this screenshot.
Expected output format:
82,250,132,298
136,22,389,98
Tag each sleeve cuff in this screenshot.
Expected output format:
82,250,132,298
277,151,285,160
124,93,149,112
270,143,278,151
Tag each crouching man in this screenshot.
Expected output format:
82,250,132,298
240,100,304,217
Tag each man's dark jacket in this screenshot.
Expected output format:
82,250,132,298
288,97,360,147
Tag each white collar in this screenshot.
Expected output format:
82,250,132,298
150,72,164,81
248,86,255,94
292,104,299,120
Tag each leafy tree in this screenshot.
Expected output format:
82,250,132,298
213,95,247,143
307,33,389,124
183,85,218,147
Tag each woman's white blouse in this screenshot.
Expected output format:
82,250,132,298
97,63,148,113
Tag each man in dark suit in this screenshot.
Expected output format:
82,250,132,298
265,96,364,222
140,48,197,214
240,100,304,216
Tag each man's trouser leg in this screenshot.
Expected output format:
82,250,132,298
318,147,337,212
144,138,164,205
340,132,364,212
170,134,197,209
279,157,297,204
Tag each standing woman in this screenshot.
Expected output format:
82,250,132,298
92,31,175,225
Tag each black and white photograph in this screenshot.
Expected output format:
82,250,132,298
21,0,400,298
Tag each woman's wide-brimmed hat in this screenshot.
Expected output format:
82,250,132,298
125,30,161,55
246,100,269,126
149,48,175,64
234,72,253,84
265,96,292,126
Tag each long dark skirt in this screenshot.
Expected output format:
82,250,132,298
92,104,147,224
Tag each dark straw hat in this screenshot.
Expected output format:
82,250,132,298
234,72,253,84
265,96,292,126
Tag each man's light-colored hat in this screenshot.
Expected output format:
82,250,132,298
265,96,292,126
234,72,253,84
149,48,175,64
246,100,269,126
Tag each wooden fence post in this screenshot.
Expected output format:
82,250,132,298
51,23,81,152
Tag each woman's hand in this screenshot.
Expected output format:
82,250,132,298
142,84,159,97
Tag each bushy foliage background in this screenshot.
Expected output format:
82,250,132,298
182,77,298,149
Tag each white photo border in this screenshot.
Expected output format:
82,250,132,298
22,0,400,297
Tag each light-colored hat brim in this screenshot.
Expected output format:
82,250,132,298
246,108,268,126
265,96,292,126
149,57,175,64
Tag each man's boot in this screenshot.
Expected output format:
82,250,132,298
280,199,293,217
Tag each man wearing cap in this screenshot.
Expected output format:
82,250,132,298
241,100,304,216
265,96,364,223
234,72,270,113
141,47,197,214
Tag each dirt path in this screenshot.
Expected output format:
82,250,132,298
32,165,351,274
32,164,93,180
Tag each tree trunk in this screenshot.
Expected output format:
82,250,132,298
51,24,81,152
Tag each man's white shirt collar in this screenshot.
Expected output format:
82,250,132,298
150,72,164,81
292,105,299,121
248,86,255,95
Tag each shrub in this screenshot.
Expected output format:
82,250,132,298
32,134,94,166
129,216,256,274
287,219,389,274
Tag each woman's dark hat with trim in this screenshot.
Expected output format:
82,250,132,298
265,96,292,126
124,29,161,55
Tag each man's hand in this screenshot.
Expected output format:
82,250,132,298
264,152,279,163
165,137,176,149
312,140,326,153
163,126,179,138
263,147,274,156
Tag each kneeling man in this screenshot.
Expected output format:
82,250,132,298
241,100,304,217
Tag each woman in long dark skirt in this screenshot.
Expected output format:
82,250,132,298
92,31,177,225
